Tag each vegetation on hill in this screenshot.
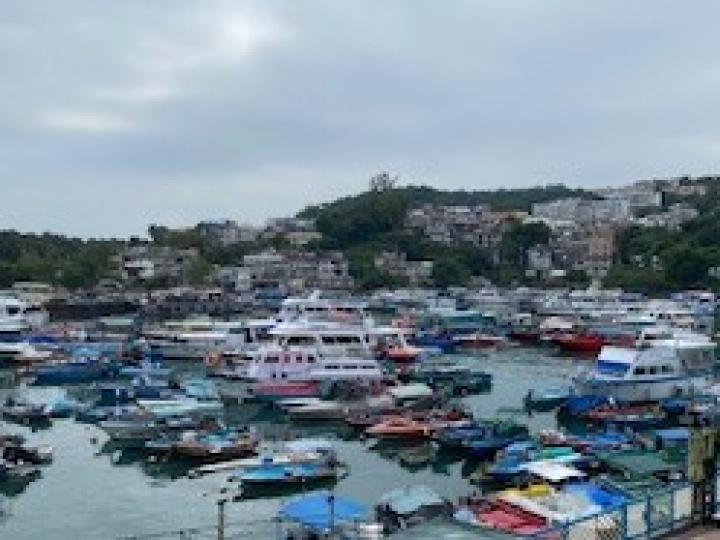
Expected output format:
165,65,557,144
0,231,120,288
605,181,720,292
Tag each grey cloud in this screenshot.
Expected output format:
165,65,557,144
2,1,720,236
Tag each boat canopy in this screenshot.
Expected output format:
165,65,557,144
379,485,444,515
279,491,366,532
655,428,689,443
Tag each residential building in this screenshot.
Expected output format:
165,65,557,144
116,244,199,285
374,251,434,286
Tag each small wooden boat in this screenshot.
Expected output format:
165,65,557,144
1,399,51,425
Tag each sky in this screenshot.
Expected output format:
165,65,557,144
2,1,720,238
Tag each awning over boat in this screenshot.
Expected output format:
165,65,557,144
378,485,444,515
279,491,366,532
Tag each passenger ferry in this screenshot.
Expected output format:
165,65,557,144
242,320,385,382
573,327,717,402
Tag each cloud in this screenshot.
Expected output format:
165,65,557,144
1,1,720,236
35,109,137,134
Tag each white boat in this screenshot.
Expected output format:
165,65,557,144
573,327,717,402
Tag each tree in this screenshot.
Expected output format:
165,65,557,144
499,221,551,266
432,257,471,287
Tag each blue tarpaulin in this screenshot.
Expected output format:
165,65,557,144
279,491,366,532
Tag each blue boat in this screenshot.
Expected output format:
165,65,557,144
231,460,345,497
563,395,609,415
30,360,119,385
461,422,530,459
483,441,584,483
410,333,457,354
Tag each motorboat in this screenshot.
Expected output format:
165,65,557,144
573,327,717,402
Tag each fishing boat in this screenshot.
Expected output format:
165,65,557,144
165,428,257,463
573,327,717,402
29,358,119,385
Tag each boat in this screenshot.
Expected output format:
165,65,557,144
231,458,347,497
480,441,583,484
366,417,434,440
461,422,530,459
285,400,347,421
573,327,717,402
552,333,605,354
453,497,548,536
29,359,119,385
1,398,51,425
376,486,448,535
164,428,258,463
248,381,321,402
452,333,507,349
581,403,667,429
397,442,436,468
403,361,492,395
524,387,571,411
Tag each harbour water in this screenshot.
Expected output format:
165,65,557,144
1,348,583,540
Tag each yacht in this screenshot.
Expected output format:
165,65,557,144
573,327,717,402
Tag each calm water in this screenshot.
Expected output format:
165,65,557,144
0,348,585,540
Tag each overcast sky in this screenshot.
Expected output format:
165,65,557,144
2,1,719,238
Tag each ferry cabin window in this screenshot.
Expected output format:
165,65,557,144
648,367,658,375
306,356,316,363
661,365,673,374
633,367,647,375
265,356,279,364
321,336,337,344
286,336,314,346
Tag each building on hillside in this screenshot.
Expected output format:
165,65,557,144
636,203,699,230
405,204,523,257
215,266,253,292
116,244,199,285
532,198,631,225
262,217,322,246
374,251,434,286
196,220,261,245
241,249,352,291
595,184,662,209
